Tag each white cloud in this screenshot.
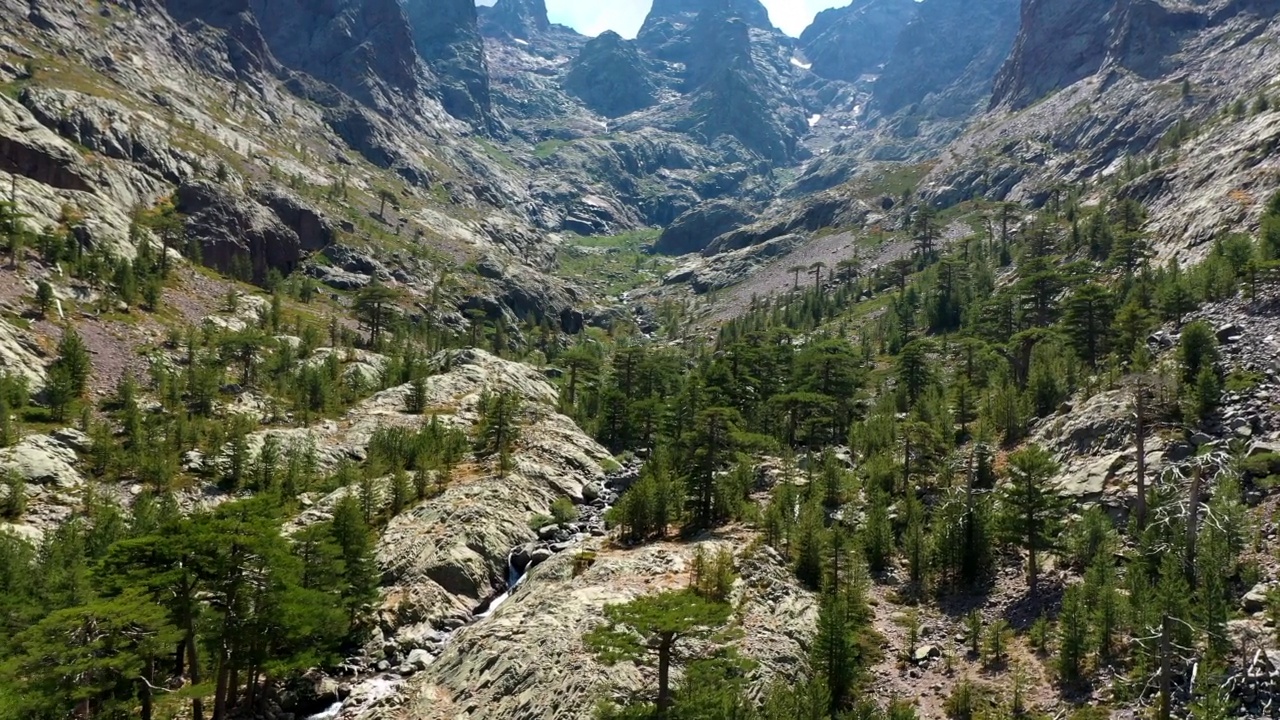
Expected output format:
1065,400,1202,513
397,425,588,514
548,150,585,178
474,0,850,38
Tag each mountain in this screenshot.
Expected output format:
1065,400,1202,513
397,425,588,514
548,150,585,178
562,31,660,118
870,0,1020,119
798,0,918,82
478,0,552,40
7,2,1280,720
405,0,497,133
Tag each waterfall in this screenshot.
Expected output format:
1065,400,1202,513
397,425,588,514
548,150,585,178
306,701,343,720
478,552,528,619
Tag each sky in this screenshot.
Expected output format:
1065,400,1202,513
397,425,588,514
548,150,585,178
474,0,851,38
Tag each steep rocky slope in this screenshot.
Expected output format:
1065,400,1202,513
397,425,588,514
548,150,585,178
924,0,1280,256
798,0,917,83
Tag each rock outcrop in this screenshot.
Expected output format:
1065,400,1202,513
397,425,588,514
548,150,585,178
402,539,815,720
654,199,755,255
176,181,333,281
0,318,47,391
254,349,614,652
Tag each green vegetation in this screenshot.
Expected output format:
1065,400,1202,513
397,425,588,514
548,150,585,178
567,178,1272,718
556,229,671,297
534,139,571,159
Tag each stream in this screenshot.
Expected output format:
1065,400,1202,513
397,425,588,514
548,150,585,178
304,464,636,719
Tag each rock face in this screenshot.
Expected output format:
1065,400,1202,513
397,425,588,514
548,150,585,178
563,32,659,118
991,0,1208,111
404,0,495,132
19,87,199,185
0,93,95,194
0,318,47,391
798,0,918,82
402,540,815,720
164,0,430,115
871,0,1020,119
478,0,551,39
0,434,84,489
176,181,333,281
654,199,755,255
989,0,1115,110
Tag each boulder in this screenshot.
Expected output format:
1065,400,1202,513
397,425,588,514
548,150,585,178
0,318,47,391
527,547,554,567
914,645,941,663
1217,323,1244,344
406,648,433,671
1243,583,1272,614
0,434,83,488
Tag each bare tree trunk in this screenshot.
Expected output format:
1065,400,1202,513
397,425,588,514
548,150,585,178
656,635,673,719
1185,466,1203,587
1135,383,1148,529
1159,615,1172,720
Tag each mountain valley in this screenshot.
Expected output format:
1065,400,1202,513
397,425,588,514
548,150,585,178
2,1,1280,719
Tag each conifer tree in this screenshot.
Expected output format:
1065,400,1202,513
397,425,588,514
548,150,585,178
585,590,732,719
998,444,1066,594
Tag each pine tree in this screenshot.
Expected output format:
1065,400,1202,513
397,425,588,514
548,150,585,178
585,590,732,719
475,388,523,477
1062,284,1113,367
1057,583,1090,685
997,444,1066,594
353,283,399,347
897,340,933,409
330,494,379,627
812,590,858,715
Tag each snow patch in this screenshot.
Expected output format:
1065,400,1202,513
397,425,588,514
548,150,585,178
790,57,812,70
514,38,529,46
808,114,822,128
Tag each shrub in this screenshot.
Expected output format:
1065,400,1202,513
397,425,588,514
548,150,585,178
1,470,25,519
551,497,578,524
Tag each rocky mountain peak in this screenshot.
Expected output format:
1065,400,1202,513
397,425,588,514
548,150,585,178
479,0,551,39
797,0,918,82
870,0,1020,119
563,31,660,118
638,0,773,56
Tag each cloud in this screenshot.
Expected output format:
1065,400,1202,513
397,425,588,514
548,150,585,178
474,0,849,38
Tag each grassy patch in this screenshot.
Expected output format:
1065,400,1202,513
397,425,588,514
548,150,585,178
475,138,517,170
853,163,933,199
534,139,570,159
569,229,660,249
556,229,670,297
1226,368,1264,393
